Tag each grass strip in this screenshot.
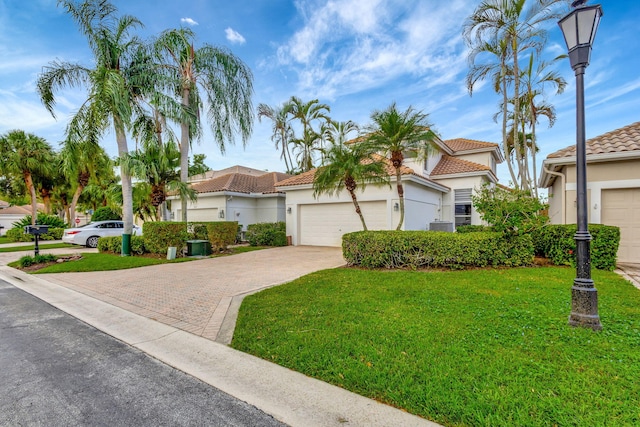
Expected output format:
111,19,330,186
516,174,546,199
232,267,640,426
0,243,75,253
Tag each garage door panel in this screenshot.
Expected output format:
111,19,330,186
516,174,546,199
300,201,387,246
602,188,640,264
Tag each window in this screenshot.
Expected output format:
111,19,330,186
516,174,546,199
455,189,472,228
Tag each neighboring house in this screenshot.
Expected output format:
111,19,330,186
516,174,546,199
0,204,32,235
540,121,640,264
168,165,292,230
275,137,503,247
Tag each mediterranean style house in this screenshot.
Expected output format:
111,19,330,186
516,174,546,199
275,137,504,247
540,121,640,264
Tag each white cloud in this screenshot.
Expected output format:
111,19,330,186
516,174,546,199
225,27,246,45
180,17,198,26
275,0,472,100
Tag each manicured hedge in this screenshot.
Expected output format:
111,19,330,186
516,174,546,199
142,222,189,254
97,236,146,255
531,224,620,271
5,226,64,242
342,230,533,269
189,221,238,250
455,225,495,233
246,222,287,247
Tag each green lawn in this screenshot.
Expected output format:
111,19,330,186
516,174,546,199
232,267,640,426
0,236,12,245
0,242,74,253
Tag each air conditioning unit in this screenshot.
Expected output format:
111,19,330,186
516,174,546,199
429,221,453,232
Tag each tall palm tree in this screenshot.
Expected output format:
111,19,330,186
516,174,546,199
37,0,144,255
288,97,331,172
366,103,437,230
313,142,389,231
463,0,564,191
153,27,254,222
257,102,295,173
322,120,359,148
0,130,55,225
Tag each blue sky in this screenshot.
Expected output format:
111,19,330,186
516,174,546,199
1,0,638,186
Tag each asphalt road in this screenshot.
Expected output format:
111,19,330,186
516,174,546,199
0,279,287,427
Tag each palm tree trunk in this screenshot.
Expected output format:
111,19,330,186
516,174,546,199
395,169,404,231
25,172,37,225
114,118,133,256
69,184,85,227
501,67,518,187
531,117,539,199
180,87,191,223
349,190,368,231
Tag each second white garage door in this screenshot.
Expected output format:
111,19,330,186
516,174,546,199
299,201,388,246
601,188,640,264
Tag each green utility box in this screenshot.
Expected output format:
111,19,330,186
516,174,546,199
186,239,212,256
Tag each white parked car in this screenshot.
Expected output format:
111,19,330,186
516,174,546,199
62,221,142,248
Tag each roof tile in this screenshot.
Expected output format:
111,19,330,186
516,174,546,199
430,155,491,176
190,172,292,194
442,138,499,152
547,121,640,158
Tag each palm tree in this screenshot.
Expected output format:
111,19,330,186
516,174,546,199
366,103,437,230
463,0,564,191
60,138,112,224
322,120,359,148
153,27,254,222
288,97,331,172
257,102,295,173
313,142,389,231
0,130,55,225
37,0,144,255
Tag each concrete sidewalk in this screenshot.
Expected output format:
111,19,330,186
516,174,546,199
0,246,440,427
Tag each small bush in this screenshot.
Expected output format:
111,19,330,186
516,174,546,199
91,207,121,221
131,236,146,255
18,254,57,268
342,230,533,269
143,222,189,255
18,255,35,267
5,227,32,242
531,224,620,271
246,222,287,247
41,227,64,240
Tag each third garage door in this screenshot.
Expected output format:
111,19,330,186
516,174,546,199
602,188,640,264
299,201,388,246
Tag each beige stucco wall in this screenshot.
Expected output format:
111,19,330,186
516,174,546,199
431,175,490,226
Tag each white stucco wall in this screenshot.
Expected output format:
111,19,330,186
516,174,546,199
433,175,490,227
0,214,26,235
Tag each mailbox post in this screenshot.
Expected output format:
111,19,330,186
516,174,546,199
24,225,50,256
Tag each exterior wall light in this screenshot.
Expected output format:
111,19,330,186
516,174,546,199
219,209,225,219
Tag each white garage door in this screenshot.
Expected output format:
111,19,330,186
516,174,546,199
602,188,640,264
188,208,219,222
299,201,388,246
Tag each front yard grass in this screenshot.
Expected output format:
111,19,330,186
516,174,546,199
0,242,74,252
232,267,640,426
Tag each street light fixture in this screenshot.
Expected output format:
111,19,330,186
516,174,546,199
558,0,603,330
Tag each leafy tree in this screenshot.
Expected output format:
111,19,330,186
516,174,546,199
37,0,144,255
0,130,55,225
188,154,211,177
366,103,437,230
91,206,121,221
153,27,253,222
313,141,389,231
472,183,548,234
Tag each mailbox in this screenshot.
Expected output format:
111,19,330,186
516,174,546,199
24,225,50,235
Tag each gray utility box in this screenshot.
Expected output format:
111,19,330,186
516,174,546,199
186,239,212,256
429,221,454,232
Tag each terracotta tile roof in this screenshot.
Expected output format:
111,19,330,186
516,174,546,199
442,138,498,152
548,121,640,158
275,154,416,187
190,172,292,194
430,155,491,176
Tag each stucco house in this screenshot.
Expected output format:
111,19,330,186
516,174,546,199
540,121,640,264
275,137,503,247
168,165,292,230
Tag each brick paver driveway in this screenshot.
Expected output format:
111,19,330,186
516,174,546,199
39,246,344,341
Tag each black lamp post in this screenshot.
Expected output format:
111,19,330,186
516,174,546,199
558,0,603,330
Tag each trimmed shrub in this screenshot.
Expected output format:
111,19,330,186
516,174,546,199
91,207,121,221
143,222,189,255
246,222,287,247
342,230,534,269
455,225,495,233
205,222,237,250
130,236,146,255
5,227,32,242
531,224,620,271
41,227,64,240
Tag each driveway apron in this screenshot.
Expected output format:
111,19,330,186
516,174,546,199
38,246,345,342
